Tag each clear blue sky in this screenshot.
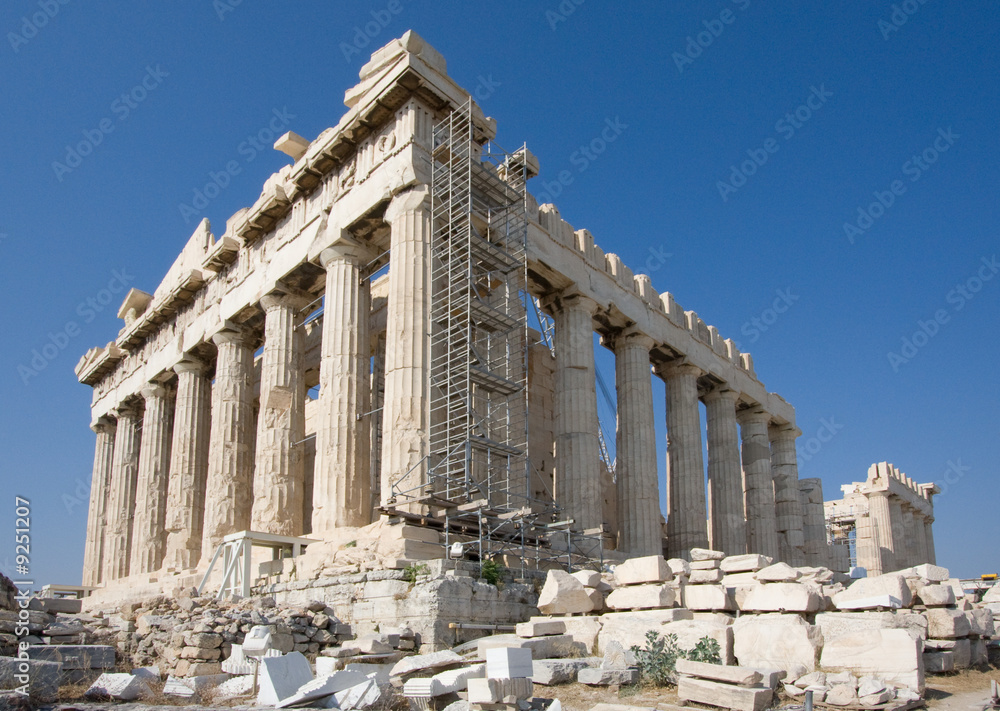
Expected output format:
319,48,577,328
1,2,997,586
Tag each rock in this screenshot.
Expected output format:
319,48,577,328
662,619,735,666
571,570,602,587
916,584,955,607
690,560,721,570
537,570,595,615
330,679,384,710
951,638,971,669
860,688,895,706
276,670,369,708
85,672,151,701
516,619,566,637
690,548,726,561
215,674,255,699
596,609,693,654
819,629,924,692
26,644,115,670
578,667,638,685
390,649,463,679
676,659,762,685
925,608,971,638
795,671,827,687
532,658,600,685
606,583,675,610
355,634,392,654
486,647,533,679
258,651,313,706
667,558,692,577
0,658,62,702
742,583,820,612
755,562,801,582
683,584,735,611
689,569,724,584
186,631,223,648
478,633,587,660
678,675,773,711
720,554,773,573
833,574,912,610
982,582,1000,603
614,555,672,586
733,613,822,674
909,564,950,582
825,684,858,706
969,609,994,637
857,676,886,697
816,611,927,642
431,664,484,694
970,638,989,666
467,677,533,702
529,615,602,652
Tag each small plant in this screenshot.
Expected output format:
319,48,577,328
403,563,430,584
480,559,502,586
630,631,722,687
343,540,357,548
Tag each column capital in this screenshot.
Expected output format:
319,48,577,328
541,289,600,317
736,407,771,426
703,386,740,405
140,382,170,401
768,423,802,440
211,325,251,348
654,360,702,381
90,415,116,435
173,357,208,377
260,290,312,314
319,233,374,266
385,185,431,223
613,327,655,353
115,399,142,420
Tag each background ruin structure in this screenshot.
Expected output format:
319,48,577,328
74,31,929,601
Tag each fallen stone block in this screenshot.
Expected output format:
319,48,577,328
571,570,602,588
678,675,772,711
860,687,895,706
683,584,735,611
755,562,801,583
815,611,927,642
467,676,533,703
486,647,532,679
578,667,638,686
923,650,954,673
689,569,723,584
215,674,255,699
606,583,675,611
675,658,761,686
0,658,62,702
915,584,955,607
26,644,115,670
969,609,994,637
825,683,858,706
390,649,463,679
531,658,601,685
833,574,912,610
908,564,950,582
597,609,693,654
529,615,602,653
742,583,820,613
85,672,151,701
951,638,971,669
983,582,1000,603
663,620,735,666
826,670,855,687
857,675,887,698
819,628,924,692
733,613,821,675
319,678,384,710
258,651,313,706
970,638,988,666
720,554,773,574
277,670,370,708
926,608,971,638
516,619,566,637
691,548,726,561
614,556,672,586
690,560,721,571
537,570,594,615
355,634,392,654
163,673,229,699
432,664,484,694
667,559,692,577
343,662,393,684
35,598,82,614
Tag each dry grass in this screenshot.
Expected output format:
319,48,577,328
532,681,681,711
925,665,999,697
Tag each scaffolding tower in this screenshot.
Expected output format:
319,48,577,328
386,99,602,573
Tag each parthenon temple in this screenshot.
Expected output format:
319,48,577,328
75,31,931,597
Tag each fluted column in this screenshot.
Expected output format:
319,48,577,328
612,330,660,556
82,417,116,587
551,292,602,534
164,360,212,570
867,491,893,576
924,516,936,564
380,187,432,507
704,388,746,555
103,401,142,582
130,383,174,574
313,238,373,533
201,328,255,562
770,424,806,565
252,293,307,535
910,510,928,564
738,408,779,559
661,362,708,559
888,497,906,571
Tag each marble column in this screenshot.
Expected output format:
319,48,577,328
704,387,746,555
130,383,174,574
313,238,373,533
910,510,928,564
867,491,894,576
769,424,806,566
370,332,386,510
103,401,142,582
738,408,779,560
924,516,936,564
613,330,660,556
252,293,307,535
201,328,255,562
661,362,708,559
380,187,432,507
82,416,116,587
552,292,602,534
889,497,906,570
164,360,212,570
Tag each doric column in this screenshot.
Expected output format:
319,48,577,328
798,478,831,567
370,332,386,509
252,293,307,535
738,408,779,560
130,383,174,574
769,424,806,566
551,292,602,534
910,510,928,564
661,362,708,559
888,497,906,571
201,328,255,562
103,401,142,582
313,237,373,533
612,330,660,556
704,387,746,555
924,516,936,564
164,360,212,571
82,417,116,587
380,187,432,506
867,490,894,575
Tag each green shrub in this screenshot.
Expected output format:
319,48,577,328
480,560,502,586
403,563,429,584
629,630,722,686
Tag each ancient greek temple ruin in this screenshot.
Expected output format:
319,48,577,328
76,31,899,595
825,462,938,577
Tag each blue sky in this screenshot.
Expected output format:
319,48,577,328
1,2,997,586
